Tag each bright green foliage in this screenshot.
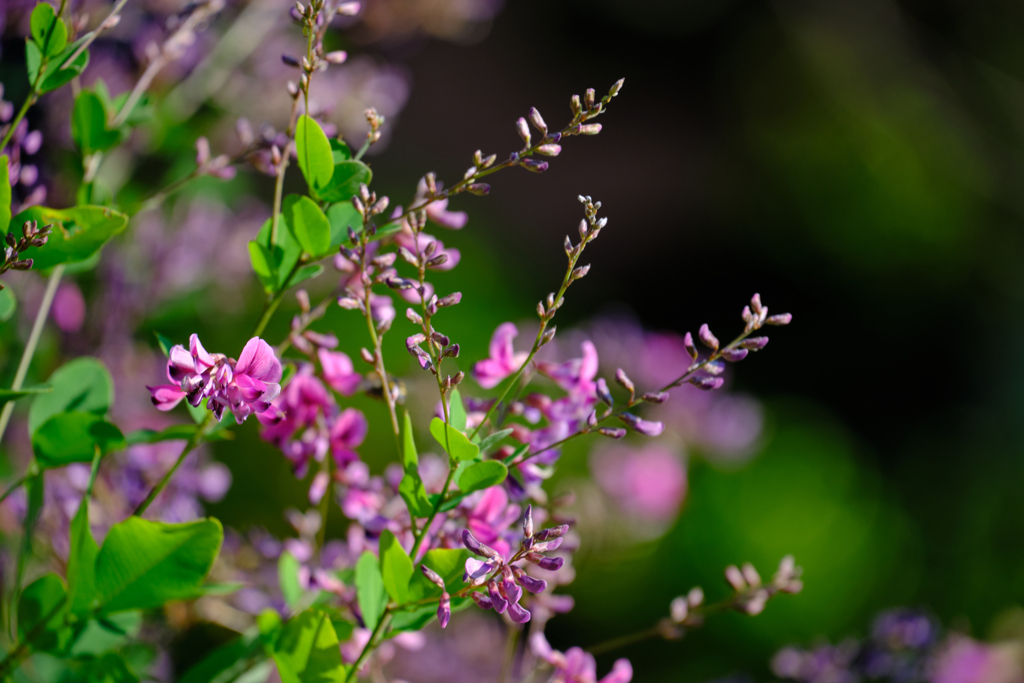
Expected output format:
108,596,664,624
18,573,72,653
81,652,141,683
355,551,385,631
0,384,51,407
26,37,90,94
272,609,347,683
32,412,124,468
8,205,128,270
72,91,120,154
316,160,372,203
68,612,142,658
28,357,114,435
398,412,432,517
430,417,480,462
379,530,414,604
283,195,331,257
67,494,100,614
329,138,351,163
295,115,335,194
93,517,223,614
279,551,302,609
29,3,67,57
250,216,302,293
457,460,508,494
449,389,468,431
477,427,514,452
326,201,361,249
0,287,16,322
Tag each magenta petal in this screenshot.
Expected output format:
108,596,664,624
507,601,531,624
190,334,216,369
599,660,634,683
148,385,186,411
236,337,282,382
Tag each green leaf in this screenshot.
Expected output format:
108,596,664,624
94,516,223,614
0,156,11,237
290,263,324,288
68,493,100,614
26,41,43,85
272,609,346,683
390,597,470,634
18,573,72,653
38,40,90,94
329,138,352,163
9,205,127,270
477,428,514,453
449,389,467,431
316,160,372,203
154,331,174,357
326,201,361,250
398,412,432,517
68,612,141,657
405,548,470,603
355,551,384,631
178,631,264,683
72,91,120,154
457,460,508,495
379,530,414,605
295,115,335,194
430,417,480,462
401,412,419,469
279,551,302,609
249,240,277,293
32,412,125,467
283,195,331,257
0,384,51,407
0,287,15,322
30,3,66,56
125,424,199,446
28,357,114,435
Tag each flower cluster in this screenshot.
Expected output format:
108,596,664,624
0,220,51,287
147,335,282,423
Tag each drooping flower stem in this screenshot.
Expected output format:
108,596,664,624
133,412,217,516
344,610,393,683
0,264,65,445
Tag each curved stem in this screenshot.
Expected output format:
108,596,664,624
133,412,215,516
0,475,27,505
0,264,65,444
344,610,392,683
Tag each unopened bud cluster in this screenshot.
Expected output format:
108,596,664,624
1,220,52,288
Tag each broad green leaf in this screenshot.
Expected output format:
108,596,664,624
154,331,174,357
0,156,11,236
295,115,335,193
477,428,514,453
72,91,120,154
30,4,66,56
405,547,470,602
26,41,43,85
0,287,15,322
178,630,264,683
28,357,114,435
256,217,302,290
317,160,372,203
248,240,277,293
18,573,71,653
457,460,508,495
326,201,361,250
125,424,199,446
283,195,331,257
279,551,302,609
449,389,467,431
68,492,100,614
9,204,127,270
355,551,384,631
399,473,433,518
37,41,90,93
402,412,418,469
290,263,323,288
0,384,51,407
390,597,470,634
329,138,351,163
379,530,414,605
272,609,346,683
33,412,124,467
68,612,142,657
430,417,479,462
94,516,223,614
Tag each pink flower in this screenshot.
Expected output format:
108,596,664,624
464,487,520,559
330,408,368,467
318,349,360,396
474,323,529,390
591,445,686,521
932,636,1022,683
530,633,632,683
538,340,599,397
52,283,86,332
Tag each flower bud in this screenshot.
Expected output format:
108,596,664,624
618,413,664,437
437,292,462,307
614,368,635,399
537,144,561,156
360,347,376,364
523,504,534,538
670,596,688,623
698,324,719,351
528,107,548,135
740,336,769,350
641,391,669,403
421,564,446,589
721,348,748,362
609,78,625,97
579,123,602,135
689,376,724,391
516,117,531,146
570,94,582,116
766,313,792,325
595,377,613,406
585,88,596,109
467,183,490,195
598,427,626,439
325,50,347,64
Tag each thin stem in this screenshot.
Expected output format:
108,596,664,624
344,610,392,683
276,285,344,355
0,596,67,679
585,625,662,656
498,623,522,683
0,95,36,153
0,475,27,505
0,265,65,443
133,412,215,516
409,464,457,561
62,0,130,67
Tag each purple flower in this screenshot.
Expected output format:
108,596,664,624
329,408,369,467
318,348,360,396
464,487,520,559
530,633,633,683
591,445,686,521
473,323,529,389
537,340,599,397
